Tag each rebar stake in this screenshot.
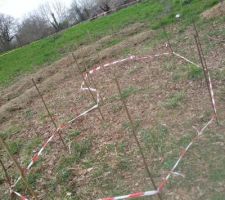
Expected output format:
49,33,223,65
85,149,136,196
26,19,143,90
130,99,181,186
193,23,218,123
114,75,163,200
0,138,38,200
31,79,68,151
72,53,105,121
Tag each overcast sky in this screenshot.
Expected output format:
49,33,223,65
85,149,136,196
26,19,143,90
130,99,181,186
0,0,73,19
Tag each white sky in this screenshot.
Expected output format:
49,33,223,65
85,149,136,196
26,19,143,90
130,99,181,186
0,0,73,19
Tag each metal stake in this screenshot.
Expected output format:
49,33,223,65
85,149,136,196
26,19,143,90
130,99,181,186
114,76,163,200
31,79,68,151
193,23,218,122
72,53,105,121
0,138,38,200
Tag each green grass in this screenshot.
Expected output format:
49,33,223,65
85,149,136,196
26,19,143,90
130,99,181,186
141,123,169,155
8,139,23,155
0,0,220,86
0,125,22,139
121,86,141,99
101,38,122,49
187,65,203,80
163,91,185,109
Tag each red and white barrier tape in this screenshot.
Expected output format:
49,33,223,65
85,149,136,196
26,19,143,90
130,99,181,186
10,49,215,199
10,52,171,198
172,52,201,68
158,116,214,192
206,69,217,116
11,190,28,200
98,190,159,200
99,117,214,200
68,52,171,124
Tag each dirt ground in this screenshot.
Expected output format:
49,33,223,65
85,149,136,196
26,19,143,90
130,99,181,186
0,20,225,200
201,2,225,19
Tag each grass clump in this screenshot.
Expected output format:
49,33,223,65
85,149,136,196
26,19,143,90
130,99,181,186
163,91,185,109
141,124,169,155
55,139,92,187
187,65,203,80
122,119,142,131
22,137,42,156
102,38,122,48
0,125,22,139
68,130,81,139
8,139,23,155
121,86,141,99
209,158,225,182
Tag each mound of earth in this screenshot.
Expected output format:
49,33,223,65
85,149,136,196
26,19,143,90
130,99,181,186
201,2,225,19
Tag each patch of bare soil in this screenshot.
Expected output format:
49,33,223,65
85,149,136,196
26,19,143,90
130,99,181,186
201,2,225,19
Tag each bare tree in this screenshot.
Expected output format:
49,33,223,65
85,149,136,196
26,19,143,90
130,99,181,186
69,0,96,23
38,1,69,32
0,13,15,51
69,0,85,23
98,0,111,12
16,12,53,46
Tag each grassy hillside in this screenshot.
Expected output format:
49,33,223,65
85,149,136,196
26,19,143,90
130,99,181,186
0,0,219,86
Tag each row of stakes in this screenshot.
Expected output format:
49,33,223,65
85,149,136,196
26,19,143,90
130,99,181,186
0,23,219,200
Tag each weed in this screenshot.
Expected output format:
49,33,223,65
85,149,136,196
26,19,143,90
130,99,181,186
171,64,203,81
128,65,143,75
209,158,225,182
56,138,92,186
163,91,185,109
122,119,142,131
164,62,177,72
57,168,72,183
57,139,92,173
199,110,212,123
187,65,203,80
116,157,131,171
106,143,116,152
102,39,121,48
68,130,81,139
210,194,225,200
111,104,123,113
0,125,22,139
177,134,193,147
8,139,23,155
22,137,42,158
162,155,178,170
172,70,186,81
24,109,36,119
117,142,127,154
141,124,169,155
28,172,42,186
109,86,141,102
121,87,139,99
212,69,225,81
